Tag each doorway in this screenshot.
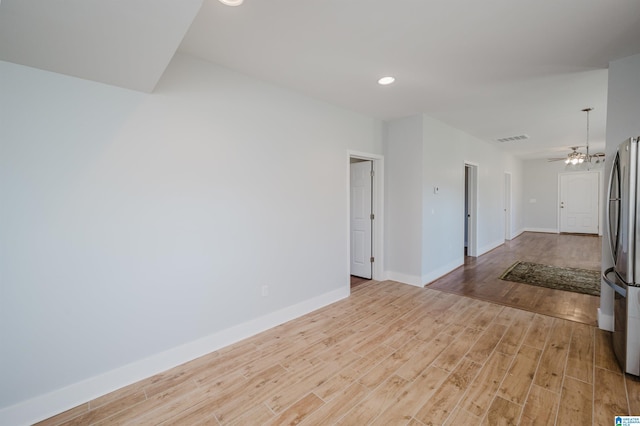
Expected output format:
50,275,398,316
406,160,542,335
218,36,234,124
558,171,600,234
348,151,384,284
465,163,478,257
504,172,512,240
350,159,373,279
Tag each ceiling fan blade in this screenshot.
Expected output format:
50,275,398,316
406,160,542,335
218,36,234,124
547,158,566,162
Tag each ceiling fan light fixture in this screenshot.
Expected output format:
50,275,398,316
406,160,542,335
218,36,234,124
378,76,395,85
551,109,604,166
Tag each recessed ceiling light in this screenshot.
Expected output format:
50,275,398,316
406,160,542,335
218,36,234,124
378,76,395,85
219,0,243,6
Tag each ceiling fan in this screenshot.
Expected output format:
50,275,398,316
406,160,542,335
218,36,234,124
547,108,605,165
547,146,605,164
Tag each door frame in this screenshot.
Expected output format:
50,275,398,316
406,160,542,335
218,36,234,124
465,162,479,257
348,150,384,283
504,172,512,240
349,159,373,279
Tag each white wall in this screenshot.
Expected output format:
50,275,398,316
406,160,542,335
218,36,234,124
383,116,424,284
600,53,640,330
383,114,524,286
0,54,383,423
523,159,606,234
422,116,524,278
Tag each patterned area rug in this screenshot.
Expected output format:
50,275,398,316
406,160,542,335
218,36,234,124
499,261,600,296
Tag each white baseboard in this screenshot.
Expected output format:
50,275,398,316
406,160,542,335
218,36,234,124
510,228,526,239
478,239,505,257
523,227,558,234
0,287,350,426
598,308,614,332
385,271,422,287
421,258,464,286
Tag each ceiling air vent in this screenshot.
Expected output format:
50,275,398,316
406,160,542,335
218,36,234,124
496,134,530,143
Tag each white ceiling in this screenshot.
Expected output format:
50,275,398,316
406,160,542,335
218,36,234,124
2,0,640,159
0,0,202,92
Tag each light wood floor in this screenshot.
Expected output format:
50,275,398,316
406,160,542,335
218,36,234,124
38,233,638,425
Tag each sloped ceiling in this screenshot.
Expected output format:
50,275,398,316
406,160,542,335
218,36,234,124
0,0,202,92
1,0,640,159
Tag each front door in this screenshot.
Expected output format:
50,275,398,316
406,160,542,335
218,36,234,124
559,171,600,234
350,160,373,279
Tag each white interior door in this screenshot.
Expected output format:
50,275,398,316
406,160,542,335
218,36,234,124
559,171,600,234
350,160,372,279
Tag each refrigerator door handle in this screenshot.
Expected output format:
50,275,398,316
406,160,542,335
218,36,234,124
603,267,627,297
606,153,618,262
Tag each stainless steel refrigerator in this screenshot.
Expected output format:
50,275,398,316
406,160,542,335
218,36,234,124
604,136,640,376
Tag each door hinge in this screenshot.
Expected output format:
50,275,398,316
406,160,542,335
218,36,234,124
370,256,375,263
370,213,375,220
370,170,375,177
